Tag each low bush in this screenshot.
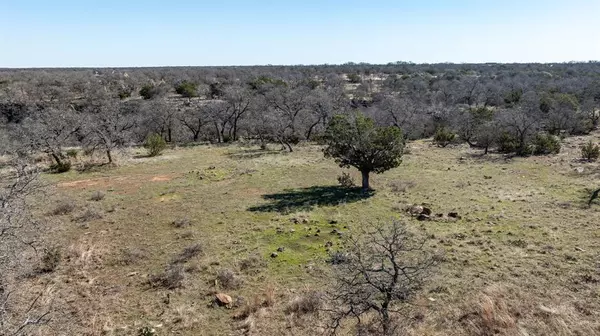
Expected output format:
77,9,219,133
38,246,61,273
65,149,78,159
175,81,198,98
172,218,192,228
148,265,185,289
337,172,355,188
216,269,243,290
144,133,167,157
170,243,203,264
433,127,456,147
50,161,72,173
581,140,600,161
89,191,105,201
50,200,76,216
284,291,324,316
497,132,519,154
73,208,103,223
532,133,561,155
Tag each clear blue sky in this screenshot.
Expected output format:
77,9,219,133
1,0,599,67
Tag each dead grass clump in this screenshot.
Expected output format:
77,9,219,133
50,200,76,216
148,265,185,290
73,208,103,223
234,284,276,320
89,191,105,201
239,254,267,274
37,246,62,273
118,247,148,266
284,290,325,316
171,218,192,228
388,180,416,193
170,243,203,264
216,269,243,290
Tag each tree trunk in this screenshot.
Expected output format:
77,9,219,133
361,170,370,191
51,152,63,166
285,141,293,152
106,150,113,164
484,146,489,155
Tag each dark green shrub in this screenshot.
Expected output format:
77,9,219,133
175,81,198,98
66,149,78,159
532,133,561,155
581,141,600,161
50,161,72,173
497,132,519,153
347,73,362,84
139,84,161,100
144,133,167,157
433,127,456,147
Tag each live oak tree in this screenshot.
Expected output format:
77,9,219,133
323,113,404,191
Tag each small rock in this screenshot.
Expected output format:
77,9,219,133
277,247,285,252
421,207,432,216
325,241,333,248
417,214,430,221
448,212,461,219
331,229,339,234
575,167,585,174
289,229,296,233
270,252,278,258
316,229,321,233
329,220,338,225
215,293,233,307
276,228,284,234
314,233,320,237
484,175,492,179
409,205,424,215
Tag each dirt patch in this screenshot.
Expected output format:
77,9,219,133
58,179,101,188
151,175,172,182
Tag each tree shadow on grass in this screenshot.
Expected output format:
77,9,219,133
227,149,284,160
248,185,374,213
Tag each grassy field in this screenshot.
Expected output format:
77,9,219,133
20,133,600,335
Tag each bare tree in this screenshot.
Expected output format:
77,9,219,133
84,101,136,164
328,220,437,335
0,159,52,336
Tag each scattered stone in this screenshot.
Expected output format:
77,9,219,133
215,293,233,307
484,175,492,179
276,228,284,234
316,229,321,233
329,220,338,225
277,247,285,252
270,252,278,258
575,247,586,252
331,229,339,234
575,167,585,174
421,207,432,216
409,205,424,215
314,233,320,237
289,229,296,233
301,218,309,224
325,241,333,248
417,214,430,221
448,212,461,219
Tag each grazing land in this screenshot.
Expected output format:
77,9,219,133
16,132,600,335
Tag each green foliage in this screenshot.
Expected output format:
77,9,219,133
346,73,362,84
469,106,494,121
247,76,287,91
118,88,133,100
209,82,225,98
504,89,523,106
497,132,519,154
139,84,159,100
175,81,198,98
323,113,404,190
66,149,78,159
581,140,600,161
144,133,167,157
532,133,561,155
50,161,72,173
433,127,456,147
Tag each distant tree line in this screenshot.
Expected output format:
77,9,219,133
1,62,599,165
